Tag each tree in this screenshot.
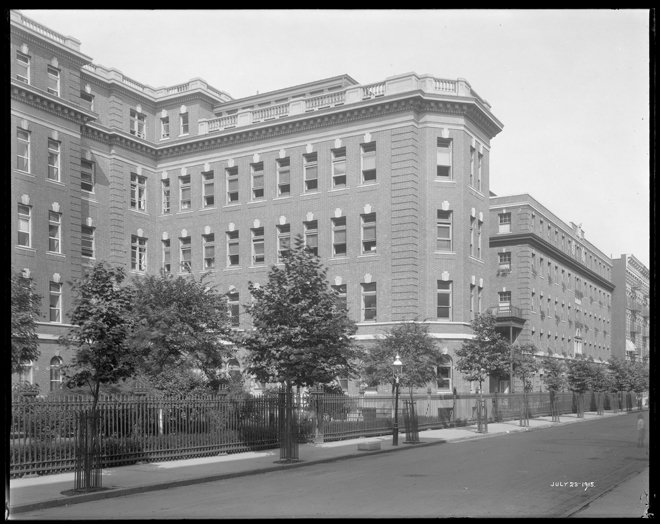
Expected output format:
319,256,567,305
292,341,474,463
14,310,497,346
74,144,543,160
512,343,540,393
360,320,440,399
455,312,511,392
11,271,42,374
607,356,631,393
566,358,592,417
589,362,610,414
128,272,234,385
628,360,649,396
240,236,359,394
58,262,135,413
540,357,567,422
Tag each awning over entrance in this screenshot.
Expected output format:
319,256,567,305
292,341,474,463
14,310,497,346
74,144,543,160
626,340,637,353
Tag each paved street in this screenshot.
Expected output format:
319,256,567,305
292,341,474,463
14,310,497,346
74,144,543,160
13,411,649,519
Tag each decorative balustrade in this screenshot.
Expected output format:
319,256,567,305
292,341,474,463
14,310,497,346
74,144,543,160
433,78,457,93
82,64,97,73
252,103,289,122
305,91,345,111
19,15,66,45
121,75,146,92
208,115,237,132
167,83,190,95
362,82,385,99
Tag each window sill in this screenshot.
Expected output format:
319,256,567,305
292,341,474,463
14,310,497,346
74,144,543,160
81,194,98,203
129,209,149,215
223,203,241,209
200,269,217,273
36,321,75,327
434,178,455,183
469,186,485,197
131,270,147,275
224,267,243,271
247,200,266,205
175,210,194,215
469,256,484,264
160,137,170,141
15,170,35,177
299,192,321,197
329,187,349,193
273,195,292,201
328,257,350,262
179,133,190,138
357,253,379,258
248,265,266,269
434,251,456,255
46,252,66,258
199,207,217,212
357,183,379,188
46,179,65,187
15,246,37,253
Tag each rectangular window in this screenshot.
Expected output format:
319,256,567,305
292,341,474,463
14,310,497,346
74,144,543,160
180,113,189,135
131,236,147,272
332,147,346,188
498,212,511,234
202,171,214,207
17,204,31,247
332,284,347,311
81,159,95,193
228,291,240,327
531,290,536,312
437,138,452,178
361,142,377,183
477,220,483,259
304,220,318,256
17,52,30,83
469,217,475,257
499,291,512,308
49,282,62,323
161,179,171,214
470,284,476,320
179,174,191,210
47,139,60,181
227,231,239,267
17,129,30,172
226,166,239,203
130,109,146,139
251,227,265,265
437,365,452,391
540,257,544,278
304,153,318,192
81,225,95,258
361,213,376,254
470,146,475,187
436,210,452,251
48,211,61,253
477,151,483,192
162,239,171,273
437,281,452,320
332,217,347,257
80,91,94,111
498,252,511,270
203,233,215,270
277,158,290,197
251,162,264,200
361,282,377,321
131,173,147,211
478,287,483,314
161,117,170,139
180,237,191,272
277,224,291,263
47,66,60,96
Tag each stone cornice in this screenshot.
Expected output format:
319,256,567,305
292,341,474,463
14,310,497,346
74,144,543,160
627,254,650,280
11,81,97,125
83,124,157,156
10,23,92,67
489,232,616,292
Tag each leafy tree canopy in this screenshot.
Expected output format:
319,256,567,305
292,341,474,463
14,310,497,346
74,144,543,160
240,236,358,391
540,357,566,393
566,358,592,394
11,271,42,373
512,343,540,393
607,356,631,392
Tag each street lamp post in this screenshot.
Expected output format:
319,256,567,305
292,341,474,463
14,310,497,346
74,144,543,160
392,355,403,446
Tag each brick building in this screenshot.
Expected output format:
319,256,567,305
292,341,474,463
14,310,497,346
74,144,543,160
11,10,504,395
488,194,615,393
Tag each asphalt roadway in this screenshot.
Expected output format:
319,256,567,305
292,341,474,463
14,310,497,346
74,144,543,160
10,410,651,519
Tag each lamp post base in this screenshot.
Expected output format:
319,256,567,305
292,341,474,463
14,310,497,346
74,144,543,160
393,423,399,446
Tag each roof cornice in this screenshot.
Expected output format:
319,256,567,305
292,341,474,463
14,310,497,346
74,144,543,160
11,81,97,125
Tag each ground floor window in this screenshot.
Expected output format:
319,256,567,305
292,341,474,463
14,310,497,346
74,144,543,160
50,356,63,391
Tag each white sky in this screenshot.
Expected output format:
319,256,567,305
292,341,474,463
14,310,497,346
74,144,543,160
21,9,651,268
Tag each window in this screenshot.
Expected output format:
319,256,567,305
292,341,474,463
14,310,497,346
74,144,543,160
477,220,483,259
203,234,215,270
332,148,346,188
470,146,475,187
49,282,62,323
19,361,34,385
179,174,191,210
251,162,264,200
161,117,170,139
470,284,476,320
81,159,95,193
469,217,475,257
47,139,60,181
437,356,452,391
50,356,63,391
498,213,511,234
131,236,147,272
180,113,189,135
531,290,536,312
251,227,265,265
226,166,239,203
202,172,214,207
180,237,191,272
131,173,147,211
162,239,171,273
161,179,171,214
540,257,544,278
304,153,318,192
304,220,318,256
17,52,30,83
361,282,377,321
332,217,347,257
48,212,61,253
436,210,452,251
499,291,512,309
436,138,452,178
277,158,290,197
554,265,559,284
539,219,544,236
81,225,95,258
332,284,347,310
47,66,60,96
227,231,240,267
478,287,483,314
80,90,94,111
17,129,30,172
277,224,290,263
361,143,377,183
361,213,376,254
498,252,511,270
17,204,31,247
477,151,483,192
437,281,452,320
227,291,240,327
130,109,146,139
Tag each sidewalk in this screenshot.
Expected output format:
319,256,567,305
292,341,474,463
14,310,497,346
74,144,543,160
8,410,642,517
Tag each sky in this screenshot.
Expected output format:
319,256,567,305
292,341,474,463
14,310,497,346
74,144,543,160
20,9,651,268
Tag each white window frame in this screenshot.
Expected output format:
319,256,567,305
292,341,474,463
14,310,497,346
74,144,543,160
304,220,318,256
361,142,377,184
477,151,483,192
332,284,347,311
160,117,170,139
17,52,30,83
131,235,147,272
17,204,31,247
202,171,215,208
47,65,60,96
498,252,512,270
227,291,240,327
436,210,452,251
361,213,376,254
162,239,171,273
179,174,191,211
277,224,290,263
48,211,62,253
161,179,171,214
251,162,264,201
498,212,511,234
477,220,483,259
80,90,94,111
436,138,452,178
469,217,475,257
180,236,192,273
130,109,146,139
203,233,215,270
17,128,30,173
180,112,189,136
50,356,63,391
304,153,318,193
81,159,95,193
47,139,60,182
227,231,240,267
332,148,347,189
437,280,452,321
469,146,475,187
277,158,290,197
332,217,347,257
49,282,62,323
361,282,377,322
131,173,147,211
19,360,34,385
81,225,95,258
251,227,265,266
226,166,239,203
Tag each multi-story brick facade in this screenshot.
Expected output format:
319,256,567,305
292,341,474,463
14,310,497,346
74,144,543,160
488,194,615,393
11,10,504,395
611,254,650,362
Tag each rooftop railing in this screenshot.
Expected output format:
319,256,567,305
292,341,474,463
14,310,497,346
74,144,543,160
12,11,81,51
